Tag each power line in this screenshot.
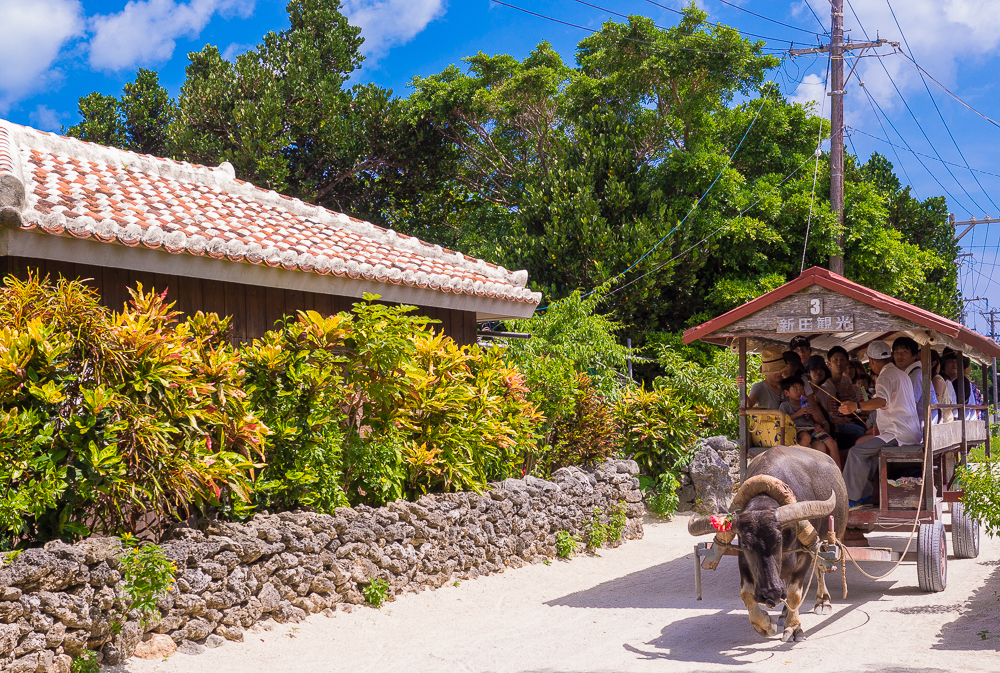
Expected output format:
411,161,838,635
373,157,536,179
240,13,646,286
884,0,1000,213
641,0,816,44
802,52,831,273
610,151,818,297
491,1,790,55
801,0,828,33
897,53,1000,132
711,0,825,37
861,85,971,215
848,127,1000,181
845,0,984,216
536,82,775,311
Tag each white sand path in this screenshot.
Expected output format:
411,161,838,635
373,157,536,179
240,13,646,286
114,515,1000,673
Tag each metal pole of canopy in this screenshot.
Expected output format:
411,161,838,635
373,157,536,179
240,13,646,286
922,346,934,513
981,362,990,467
958,350,968,460
739,337,748,482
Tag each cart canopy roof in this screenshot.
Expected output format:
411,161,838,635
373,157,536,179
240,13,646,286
683,267,1000,363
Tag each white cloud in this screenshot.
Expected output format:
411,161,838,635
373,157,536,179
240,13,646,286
341,0,446,61
0,0,84,110
801,0,1000,119
29,105,65,132
88,0,254,71
789,73,826,108
222,42,253,62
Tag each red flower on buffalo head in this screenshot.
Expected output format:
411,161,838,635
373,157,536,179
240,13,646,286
710,515,733,532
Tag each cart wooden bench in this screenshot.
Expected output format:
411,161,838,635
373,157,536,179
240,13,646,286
683,266,998,593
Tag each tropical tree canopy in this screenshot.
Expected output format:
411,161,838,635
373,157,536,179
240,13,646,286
66,0,959,349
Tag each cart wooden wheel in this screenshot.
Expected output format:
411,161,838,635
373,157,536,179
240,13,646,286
917,521,948,592
952,502,980,559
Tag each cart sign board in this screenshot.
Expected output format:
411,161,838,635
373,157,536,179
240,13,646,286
777,315,855,333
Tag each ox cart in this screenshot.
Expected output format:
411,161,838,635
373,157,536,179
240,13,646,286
683,267,999,595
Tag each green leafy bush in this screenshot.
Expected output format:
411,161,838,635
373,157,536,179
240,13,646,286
957,459,1000,536
242,310,352,513
504,290,629,400
0,275,263,545
654,346,750,439
608,501,627,542
113,533,177,627
395,333,542,496
501,291,629,473
541,374,619,477
615,386,701,477
644,472,681,518
587,506,607,550
70,651,100,673
363,578,389,608
556,530,580,558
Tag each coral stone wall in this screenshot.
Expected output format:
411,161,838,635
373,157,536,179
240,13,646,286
0,460,643,671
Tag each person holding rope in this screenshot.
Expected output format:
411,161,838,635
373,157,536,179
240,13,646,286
837,341,922,511
823,347,867,451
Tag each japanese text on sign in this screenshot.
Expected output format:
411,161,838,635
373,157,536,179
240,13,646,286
776,315,854,333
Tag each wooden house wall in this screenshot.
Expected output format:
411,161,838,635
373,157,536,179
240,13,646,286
3,256,479,346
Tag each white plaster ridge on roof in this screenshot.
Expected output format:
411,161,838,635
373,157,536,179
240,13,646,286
0,122,26,214
2,120,532,291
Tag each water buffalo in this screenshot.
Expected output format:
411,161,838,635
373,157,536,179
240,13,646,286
689,445,848,642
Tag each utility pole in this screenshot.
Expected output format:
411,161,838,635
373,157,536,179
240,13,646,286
951,213,1000,242
829,0,845,276
789,5,898,276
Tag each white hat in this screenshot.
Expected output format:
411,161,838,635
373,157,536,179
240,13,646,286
866,340,892,360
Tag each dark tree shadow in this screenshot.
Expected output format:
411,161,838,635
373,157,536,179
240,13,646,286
545,532,922,666
933,560,1000,652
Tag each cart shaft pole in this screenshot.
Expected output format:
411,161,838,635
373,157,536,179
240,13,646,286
739,337,748,481
694,545,703,600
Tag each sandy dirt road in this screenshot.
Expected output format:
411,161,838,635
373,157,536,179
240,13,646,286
116,515,1000,673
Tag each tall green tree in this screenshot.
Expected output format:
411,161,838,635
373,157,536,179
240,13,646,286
64,2,960,343
67,69,176,156
169,0,449,223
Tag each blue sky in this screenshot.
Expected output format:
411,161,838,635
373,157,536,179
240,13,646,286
3,0,1000,333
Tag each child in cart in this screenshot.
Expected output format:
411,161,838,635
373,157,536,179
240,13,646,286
778,376,842,468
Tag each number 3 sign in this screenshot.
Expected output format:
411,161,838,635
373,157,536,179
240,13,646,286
809,298,822,315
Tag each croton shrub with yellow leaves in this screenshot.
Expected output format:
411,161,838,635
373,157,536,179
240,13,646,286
0,276,545,547
0,274,264,547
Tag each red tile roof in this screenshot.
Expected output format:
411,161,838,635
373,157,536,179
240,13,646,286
0,120,541,307
683,266,1000,359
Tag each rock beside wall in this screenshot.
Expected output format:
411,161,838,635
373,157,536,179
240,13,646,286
676,436,740,513
0,460,643,671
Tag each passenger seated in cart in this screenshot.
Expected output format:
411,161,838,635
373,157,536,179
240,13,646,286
746,346,786,410
822,347,867,449
838,340,923,510
789,335,813,367
892,337,938,424
930,350,957,423
941,350,984,420
778,376,842,468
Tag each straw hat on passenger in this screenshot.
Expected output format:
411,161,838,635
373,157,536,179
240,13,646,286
760,346,785,374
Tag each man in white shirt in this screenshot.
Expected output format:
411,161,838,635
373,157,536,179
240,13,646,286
839,341,923,509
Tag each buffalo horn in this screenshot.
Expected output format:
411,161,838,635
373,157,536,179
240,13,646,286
688,515,718,536
774,491,837,526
